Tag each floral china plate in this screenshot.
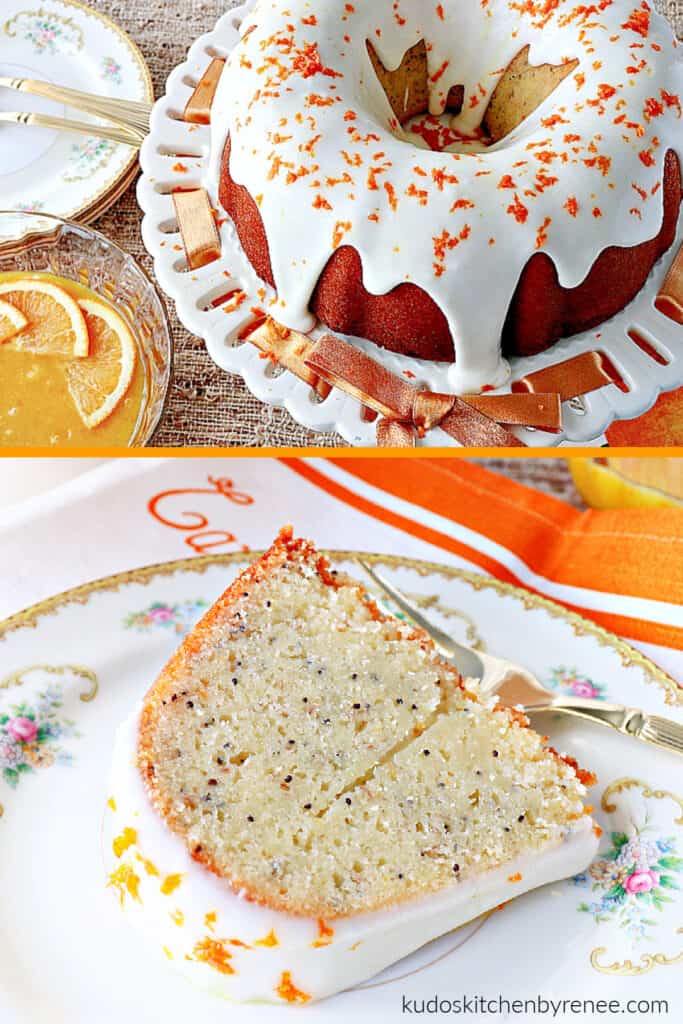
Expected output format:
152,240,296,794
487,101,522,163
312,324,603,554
0,0,152,223
0,551,681,1022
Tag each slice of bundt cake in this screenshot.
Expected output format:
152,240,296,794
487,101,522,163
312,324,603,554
138,528,595,919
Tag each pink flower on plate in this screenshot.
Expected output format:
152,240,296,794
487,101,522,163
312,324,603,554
570,680,600,698
149,606,174,623
6,717,38,744
624,869,659,895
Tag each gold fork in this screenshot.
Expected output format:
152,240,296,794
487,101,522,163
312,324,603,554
359,561,683,758
481,671,683,757
0,75,151,135
0,111,145,148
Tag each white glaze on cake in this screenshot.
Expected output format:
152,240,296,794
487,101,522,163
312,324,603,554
206,0,682,393
105,694,598,1005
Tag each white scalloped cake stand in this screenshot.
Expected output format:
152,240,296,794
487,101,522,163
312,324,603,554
137,1,683,447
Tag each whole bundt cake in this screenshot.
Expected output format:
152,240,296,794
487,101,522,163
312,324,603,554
209,0,682,393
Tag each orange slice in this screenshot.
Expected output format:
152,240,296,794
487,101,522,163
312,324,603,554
64,298,137,429
0,298,28,343
0,279,89,357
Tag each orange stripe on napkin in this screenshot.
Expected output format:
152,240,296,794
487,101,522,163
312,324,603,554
282,459,683,651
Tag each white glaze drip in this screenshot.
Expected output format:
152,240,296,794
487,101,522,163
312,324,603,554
207,0,681,393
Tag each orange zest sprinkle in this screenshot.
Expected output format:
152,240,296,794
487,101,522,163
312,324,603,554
341,149,362,167
136,853,160,877
406,183,429,205
160,873,183,896
506,193,529,224
192,937,235,975
661,89,682,117
597,83,616,101
431,168,459,190
584,155,612,176
541,113,568,128
384,181,398,211
107,864,141,907
332,220,352,248
430,60,450,84
621,3,651,39
276,972,311,1004
112,827,137,859
311,919,335,948
535,216,552,249
564,196,579,217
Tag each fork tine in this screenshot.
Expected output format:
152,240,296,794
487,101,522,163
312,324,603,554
357,560,459,652
356,560,485,681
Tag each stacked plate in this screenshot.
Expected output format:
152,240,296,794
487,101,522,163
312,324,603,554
0,0,153,223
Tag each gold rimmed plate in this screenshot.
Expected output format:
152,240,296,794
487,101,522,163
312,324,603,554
1,0,152,223
0,551,681,1019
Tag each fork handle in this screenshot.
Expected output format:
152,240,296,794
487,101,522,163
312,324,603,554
526,698,683,757
2,76,152,117
6,111,143,148
1,77,150,136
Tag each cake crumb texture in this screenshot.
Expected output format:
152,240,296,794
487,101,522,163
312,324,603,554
139,528,593,918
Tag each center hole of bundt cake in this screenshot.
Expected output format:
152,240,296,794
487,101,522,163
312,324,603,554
367,39,476,154
367,40,579,154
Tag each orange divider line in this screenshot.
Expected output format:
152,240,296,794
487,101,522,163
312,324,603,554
2,446,683,459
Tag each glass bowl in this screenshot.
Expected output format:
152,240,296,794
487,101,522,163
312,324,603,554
0,210,172,447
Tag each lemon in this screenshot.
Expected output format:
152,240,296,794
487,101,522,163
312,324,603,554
569,458,683,509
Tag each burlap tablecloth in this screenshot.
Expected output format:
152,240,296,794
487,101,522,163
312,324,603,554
91,1,682,448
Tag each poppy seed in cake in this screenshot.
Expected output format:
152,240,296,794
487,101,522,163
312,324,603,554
138,527,594,919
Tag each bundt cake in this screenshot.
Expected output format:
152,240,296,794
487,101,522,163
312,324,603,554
106,529,598,1003
208,0,682,393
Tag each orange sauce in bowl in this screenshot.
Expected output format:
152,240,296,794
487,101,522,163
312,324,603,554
0,271,146,447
